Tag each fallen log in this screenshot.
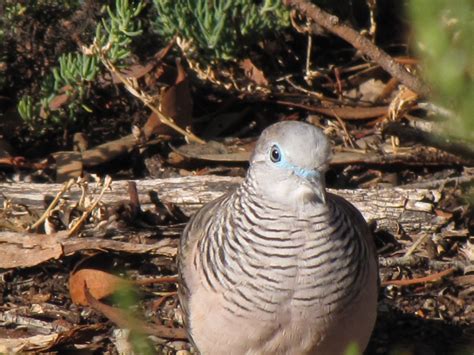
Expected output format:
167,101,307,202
0,175,450,236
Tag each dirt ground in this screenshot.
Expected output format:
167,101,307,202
0,1,473,354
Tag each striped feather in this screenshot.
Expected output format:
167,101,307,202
178,174,377,344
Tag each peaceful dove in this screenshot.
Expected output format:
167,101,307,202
178,121,378,354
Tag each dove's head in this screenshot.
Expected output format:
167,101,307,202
249,121,332,206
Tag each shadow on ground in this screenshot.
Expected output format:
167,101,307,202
367,304,474,355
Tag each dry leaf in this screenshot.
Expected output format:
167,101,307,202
359,79,386,103
69,268,130,306
48,93,71,111
144,59,193,139
110,39,176,84
240,58,268,86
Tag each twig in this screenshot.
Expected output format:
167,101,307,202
333,113,355,148
84,283,187,340
30,179,75,231
67,176,112,237
284,0,430,97
135,276,179,286
285,76,326,100
381,267,456,287
404,233,430,257
151,293,177,312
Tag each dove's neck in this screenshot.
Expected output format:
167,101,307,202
240,168,327,215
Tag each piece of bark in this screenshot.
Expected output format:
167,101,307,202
81,134,137,167
51,151,83,182
0,232,65,268
174,141,470,166
0,176,451,236
0,231,177,269
274,100,388,120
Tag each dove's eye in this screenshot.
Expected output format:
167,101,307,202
270,145,281,163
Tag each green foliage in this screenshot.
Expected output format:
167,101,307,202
344,342,361,355
18,53,98,129
112,283,155,355
152,0,291,61
53,53,100,87
409,0,474,140
2,2,27,23
17,0,144,134
95,0,145,63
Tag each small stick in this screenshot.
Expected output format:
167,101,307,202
135,276,179,286
381,267,456,287
67,176,112,236
30,179,75,231
404,233,430,257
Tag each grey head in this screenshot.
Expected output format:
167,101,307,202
249,121,332,207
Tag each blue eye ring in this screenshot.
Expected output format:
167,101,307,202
270,145,281,163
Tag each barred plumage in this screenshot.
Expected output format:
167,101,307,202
178,121,378,355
